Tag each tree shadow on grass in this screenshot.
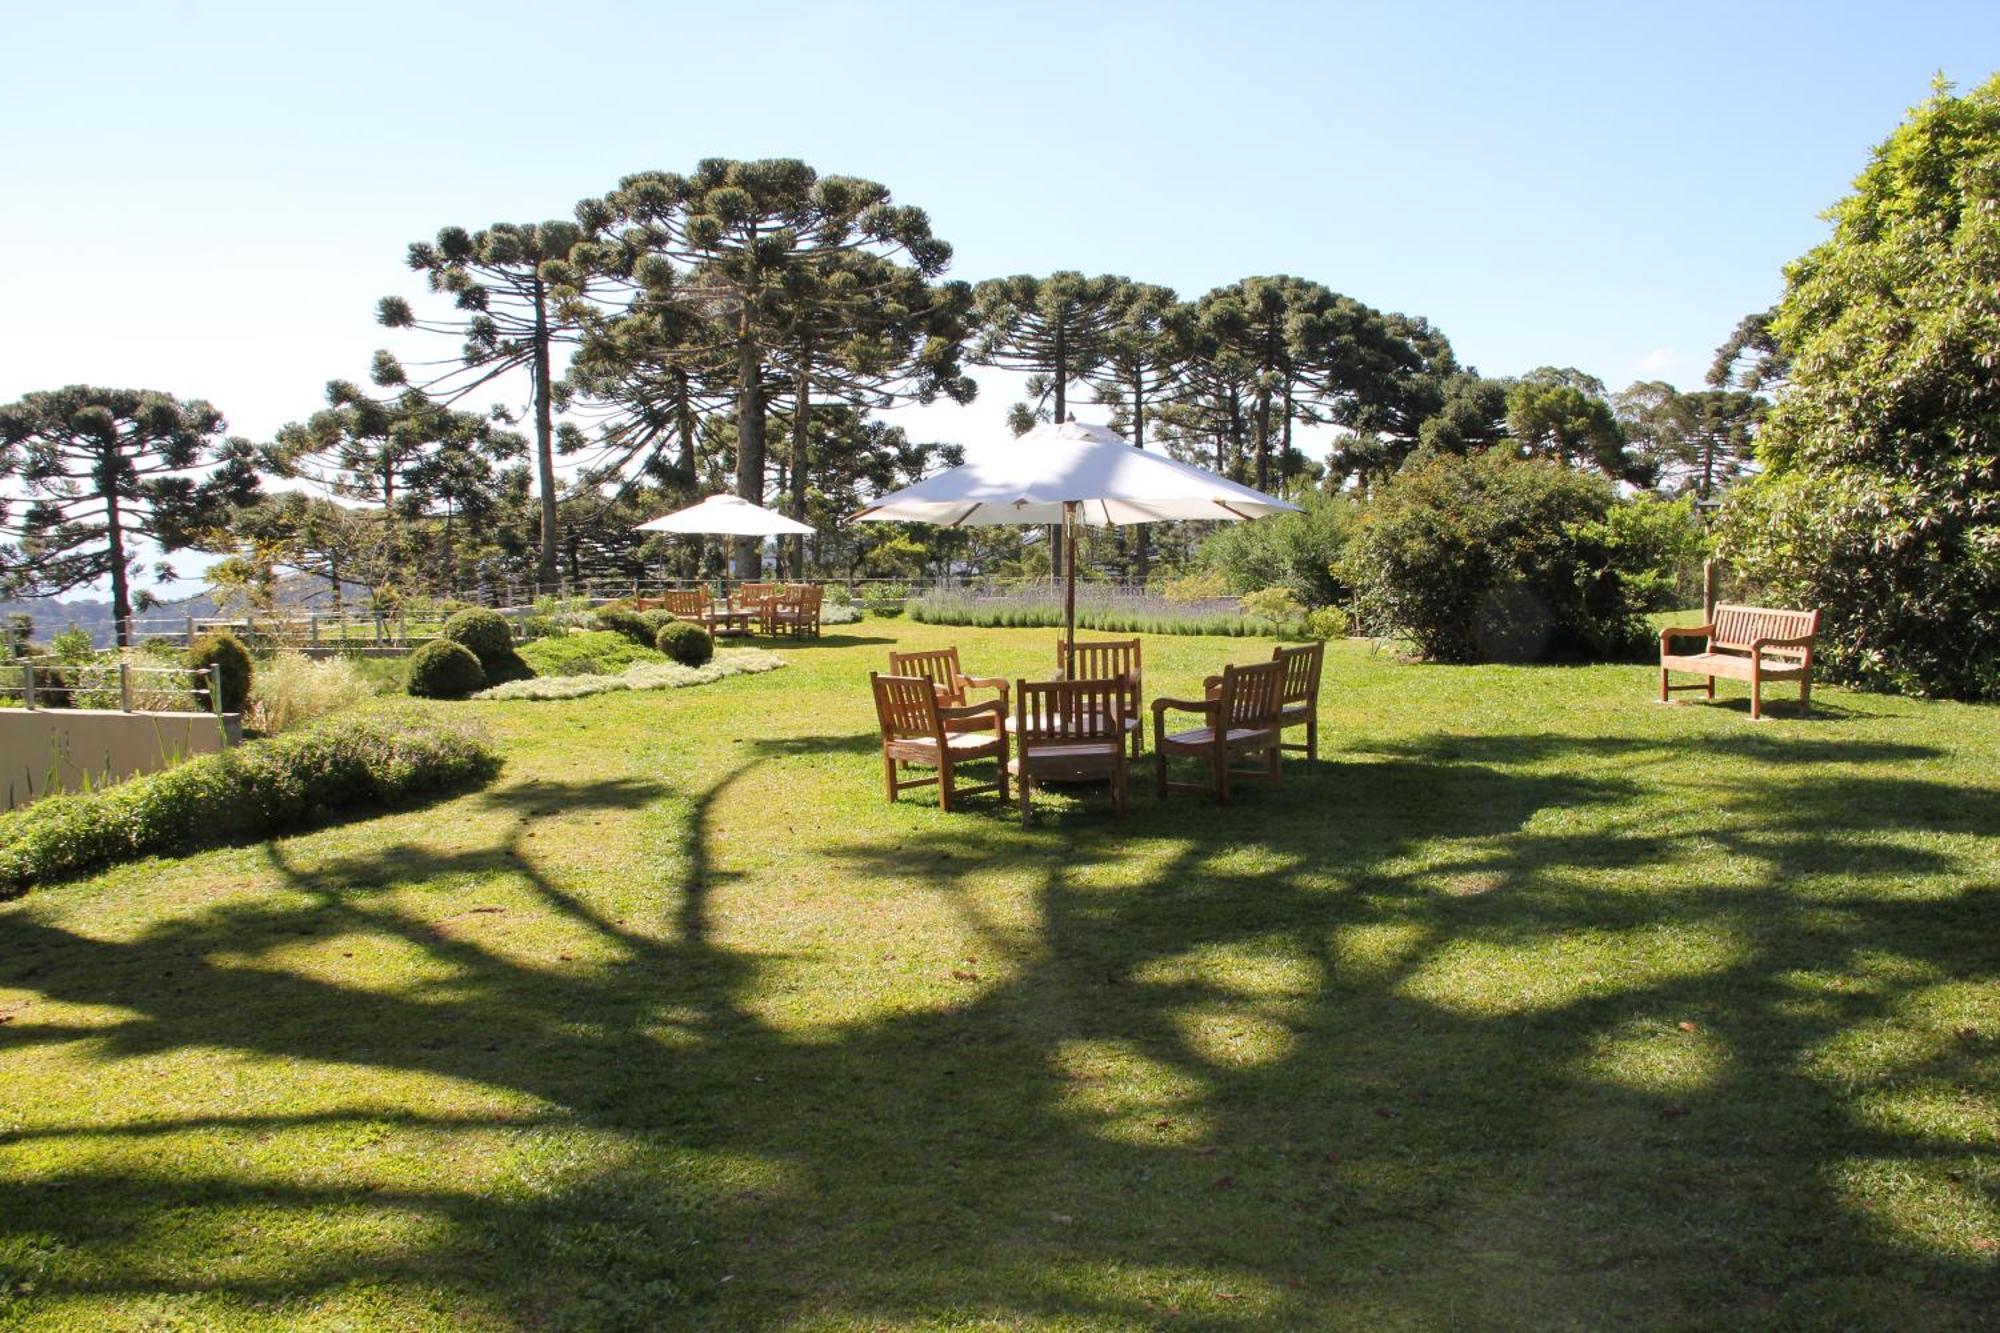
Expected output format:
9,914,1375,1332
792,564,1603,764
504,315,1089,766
1,732,1996,1328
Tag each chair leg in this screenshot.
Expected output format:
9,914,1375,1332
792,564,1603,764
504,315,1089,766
1306,716,1318,763
1749,667,1763,722
1155,749,1168,798
1659,667,1670,703
1266,744,1281,788
883,753,898,803
1705,675,1716,700
939,759,956,812
1799,674,1812,717
1113,761,1128,817
1018,767,1032,820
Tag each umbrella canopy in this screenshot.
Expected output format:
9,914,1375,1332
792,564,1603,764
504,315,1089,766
852,420,1299,656
850,420,1300,527
635,493,815,536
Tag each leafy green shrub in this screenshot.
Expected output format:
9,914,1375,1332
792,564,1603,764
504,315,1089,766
0,710,500,894
405,640,485,699
246,652,373,734
51,627,96,661
653,620,714,667
1595,495,1708,613
824,585,854,606
637,609,678,639
517,631,666,678
473,650,786,701
441,608,515,666
592,606,655,647
187,630,253,712
1714,77,2000,699
1156,569,1231,604
1303,607,1349,641
1198,490,1355,606
1239,586,1305,632
1343,451,1647,663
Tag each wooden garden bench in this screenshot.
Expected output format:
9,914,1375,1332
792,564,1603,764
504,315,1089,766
1659,603,1820,721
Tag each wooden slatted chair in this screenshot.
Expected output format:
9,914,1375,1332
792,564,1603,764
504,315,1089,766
662,589,710,622
772,584,823,638
871,672,1008,811
1660,603,1820,721
1010,678,1130,819
1210,641,1326,760
1153,660,1285,804
888,647,1009,734
1056,637,1144,757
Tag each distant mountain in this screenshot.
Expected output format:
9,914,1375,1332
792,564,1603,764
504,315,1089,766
2,576,371,647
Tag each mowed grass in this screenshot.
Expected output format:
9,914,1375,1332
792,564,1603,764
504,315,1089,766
2,618,1997,1330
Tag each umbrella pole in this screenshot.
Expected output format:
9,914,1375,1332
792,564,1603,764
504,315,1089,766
1063,501,1078,663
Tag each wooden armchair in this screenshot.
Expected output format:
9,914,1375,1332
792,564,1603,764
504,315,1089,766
1056,636,1144,757
888,647,1009,733
772,584,823,638
734,582,779,633
1010,678,1130,819
662,589,710,621
871,672,1009,811
1206,641,1325,760
1154,660,1286,804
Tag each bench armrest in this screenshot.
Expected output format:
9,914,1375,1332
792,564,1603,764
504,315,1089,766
1750,634,1818,652
1660,623,1713,648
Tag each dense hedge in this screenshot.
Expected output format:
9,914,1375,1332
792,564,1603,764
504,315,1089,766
592,606,655,647
653,620,714,667
516,631,666,677
188,630,253,712
0,711,500,894
442,609,514,666
406,640,485,699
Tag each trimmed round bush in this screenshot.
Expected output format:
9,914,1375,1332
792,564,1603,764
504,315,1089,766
441,608,514,667
592,606,654,647
406,640,485,699
188,630,253,712
653,620,714,667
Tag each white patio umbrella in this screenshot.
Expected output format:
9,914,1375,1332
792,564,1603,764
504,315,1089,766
634,493,815,599
851,420,1300,657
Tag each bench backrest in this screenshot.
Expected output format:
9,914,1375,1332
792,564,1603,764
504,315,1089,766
1273,640,1323,708
1712,604,1819,659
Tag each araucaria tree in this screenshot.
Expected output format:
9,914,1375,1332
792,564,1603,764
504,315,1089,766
586,160,959,577
1721,75,2000,699
377,221,588,592
1086,282,1188,580
0,387,258,645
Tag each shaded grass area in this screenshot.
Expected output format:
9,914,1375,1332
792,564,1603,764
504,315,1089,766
1,621,1996,1329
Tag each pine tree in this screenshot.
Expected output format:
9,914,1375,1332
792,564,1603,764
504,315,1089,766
0,387,258,645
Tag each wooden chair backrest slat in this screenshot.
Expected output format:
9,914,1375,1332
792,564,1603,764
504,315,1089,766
1058,637,1142,685
1015,678,1126,746
1218,660,1285,730
888,648,967,707
664,590,709,617
1274,641,1323,706
1711,604,1820,658
737,582,777,603
871,672,944,742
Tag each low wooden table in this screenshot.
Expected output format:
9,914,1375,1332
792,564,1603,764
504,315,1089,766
703,607,757,636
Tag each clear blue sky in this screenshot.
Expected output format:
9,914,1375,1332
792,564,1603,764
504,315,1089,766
3,0,1995,587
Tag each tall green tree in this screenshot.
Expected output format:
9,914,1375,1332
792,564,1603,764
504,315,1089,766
1505,367,1649,483
1191,276,1337,491
1614,381,1763,500
1707,308,1790,394
590,160,956,577
1720,75,2000,698
0,387,258,645
1086,282,1189,580
376,220,589,591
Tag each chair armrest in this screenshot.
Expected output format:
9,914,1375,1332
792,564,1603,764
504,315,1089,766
1202,673,1223,699
1660,623,1713,648
960,673,1009,692
1151,696,1215,716
938,699,1004,723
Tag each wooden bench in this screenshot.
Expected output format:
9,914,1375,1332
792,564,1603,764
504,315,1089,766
1659,603,1820,721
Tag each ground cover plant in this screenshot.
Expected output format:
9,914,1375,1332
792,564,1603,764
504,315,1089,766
0,619,1994,1328
516,630,669,677
471,649,785,701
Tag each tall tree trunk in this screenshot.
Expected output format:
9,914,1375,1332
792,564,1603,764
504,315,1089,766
790,362,810,577
673,368,697,493
531,277,558,593
441,499,457,592
734,309,766,579
1281,380,1294,483
100,453,131,648
1253,382,1272,492
1050,322,1068,581
380,463,398,589
1131,372,1150,586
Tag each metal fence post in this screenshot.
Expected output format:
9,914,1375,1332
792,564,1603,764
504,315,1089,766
209,664,224,717
22,662,35,710
119,662,133,712
186,614,196,646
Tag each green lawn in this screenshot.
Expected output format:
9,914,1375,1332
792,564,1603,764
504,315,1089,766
2,620,1996,1330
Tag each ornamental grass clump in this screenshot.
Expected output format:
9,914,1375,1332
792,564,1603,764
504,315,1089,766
246,652,373,734
0,710,500,894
